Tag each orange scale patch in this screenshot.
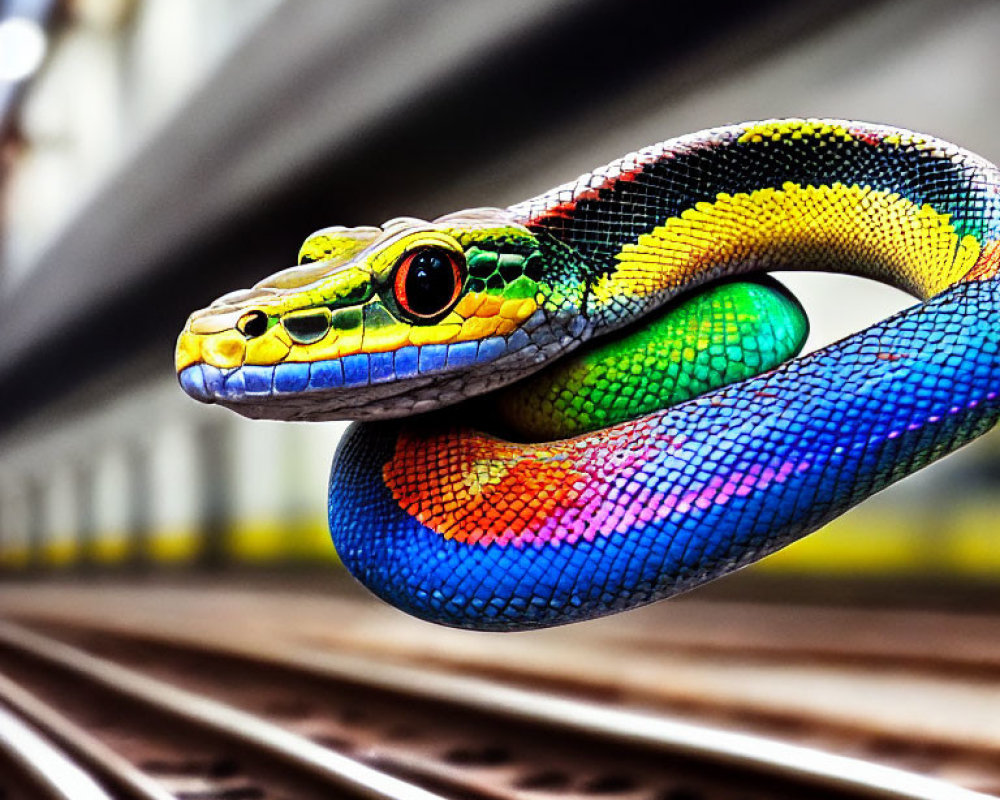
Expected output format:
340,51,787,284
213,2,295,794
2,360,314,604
383,430,584,545
962,240,1000,282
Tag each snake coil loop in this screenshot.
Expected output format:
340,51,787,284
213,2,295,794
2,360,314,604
177,119,1000,631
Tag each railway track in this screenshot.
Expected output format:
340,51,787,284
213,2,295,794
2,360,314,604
0,593,994,800
0,621,448,800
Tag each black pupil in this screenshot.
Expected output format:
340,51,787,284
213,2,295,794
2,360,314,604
405,251,455,316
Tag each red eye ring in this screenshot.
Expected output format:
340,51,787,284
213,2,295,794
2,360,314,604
393,246,465,321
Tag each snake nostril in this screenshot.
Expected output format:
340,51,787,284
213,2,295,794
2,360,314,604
237,310,269,338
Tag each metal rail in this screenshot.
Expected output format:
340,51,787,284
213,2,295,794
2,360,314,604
4,616,993,800
0,621,446,800
0,672,176,800
115,622,1000,800
0,702,113,800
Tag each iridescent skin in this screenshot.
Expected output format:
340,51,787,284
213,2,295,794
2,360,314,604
177,119,1000,631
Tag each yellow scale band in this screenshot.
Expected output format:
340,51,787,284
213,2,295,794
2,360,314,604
594,182,981,307
737,119,855,143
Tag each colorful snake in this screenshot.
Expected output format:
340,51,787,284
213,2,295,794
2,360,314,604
176,119,1000,631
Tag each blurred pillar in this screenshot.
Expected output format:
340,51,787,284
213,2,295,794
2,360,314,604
91,444,133,568
195,418,230,570
124,440,151,572
40,465,77,569
147,416,203,566
73,461,96,571
282,421,347,562
228,419,285,564
0,483,31,571
23,476,43,571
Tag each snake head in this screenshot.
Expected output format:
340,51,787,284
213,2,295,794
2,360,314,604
175,208,589,420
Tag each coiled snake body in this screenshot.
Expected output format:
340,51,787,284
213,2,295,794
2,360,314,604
177,119,1000,631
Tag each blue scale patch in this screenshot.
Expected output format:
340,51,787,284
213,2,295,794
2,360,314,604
310,359,344,390
179,366,208,401
274,362,311,393
507,328,530,352
393,347,419,379
418,345,448,373
342,353,370,386
202,364,226,398
369,351,396,383
243,365,274,395
476,337,507,363
446,341,479,369
225,369,246,396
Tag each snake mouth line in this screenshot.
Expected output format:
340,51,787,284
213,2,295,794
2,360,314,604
176,342,560,423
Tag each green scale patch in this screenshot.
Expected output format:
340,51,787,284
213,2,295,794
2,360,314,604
496,279,808,439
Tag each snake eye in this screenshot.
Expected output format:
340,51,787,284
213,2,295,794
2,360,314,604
282,308,332,344
237,310,269,338
393,246,464,320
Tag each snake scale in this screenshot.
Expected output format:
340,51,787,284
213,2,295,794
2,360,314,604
177,119,1000,631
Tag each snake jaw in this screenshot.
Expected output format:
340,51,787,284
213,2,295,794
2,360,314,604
176,209,591,420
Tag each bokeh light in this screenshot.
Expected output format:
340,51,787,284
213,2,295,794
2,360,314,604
0,17,47,83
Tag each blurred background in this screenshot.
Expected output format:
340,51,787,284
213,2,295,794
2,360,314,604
2,2,1000,795
0,0,997,585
